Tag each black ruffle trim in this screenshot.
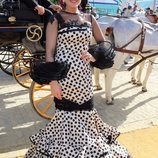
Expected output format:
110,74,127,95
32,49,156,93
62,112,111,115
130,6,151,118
89,41,115,69
29,59,70,85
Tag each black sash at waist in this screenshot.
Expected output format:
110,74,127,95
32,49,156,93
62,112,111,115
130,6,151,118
54,97,94,111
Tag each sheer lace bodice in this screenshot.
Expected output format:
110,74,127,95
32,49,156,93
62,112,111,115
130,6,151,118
58,11,92,26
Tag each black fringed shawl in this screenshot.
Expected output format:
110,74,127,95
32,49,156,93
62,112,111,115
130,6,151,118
29,55,70,85
89,41,115,69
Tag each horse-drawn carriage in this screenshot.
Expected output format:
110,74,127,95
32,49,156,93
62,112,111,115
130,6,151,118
0,0,54,119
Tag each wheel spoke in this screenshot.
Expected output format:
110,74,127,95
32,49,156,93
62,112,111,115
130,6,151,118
34,87,51,91
16,70,30,77
1,63,11,70
30,82,55,119
34,94,52,105
0,43,26,76
14,64,30,70
41,98,54,114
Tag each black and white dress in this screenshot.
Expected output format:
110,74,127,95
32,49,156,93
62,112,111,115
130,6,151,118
25,12,131,158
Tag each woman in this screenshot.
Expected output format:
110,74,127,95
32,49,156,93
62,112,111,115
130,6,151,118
25,0,131,157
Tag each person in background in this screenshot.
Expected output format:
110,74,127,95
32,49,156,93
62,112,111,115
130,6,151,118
145,7,152,16
124,5,133,17
145,8,158,23
121,7,127,16
131,4,139,16
21,0,62,15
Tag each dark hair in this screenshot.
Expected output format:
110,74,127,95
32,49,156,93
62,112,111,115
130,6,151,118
80,0,88,12
128,6,132,10
122,7,127,11
146,7,150,10
62,1,66,10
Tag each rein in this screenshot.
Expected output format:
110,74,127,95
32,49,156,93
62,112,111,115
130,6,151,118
128,52,158,70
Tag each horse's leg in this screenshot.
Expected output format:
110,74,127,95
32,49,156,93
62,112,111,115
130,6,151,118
104,52,128,105
105,68,117,105
130,56,137,84
142,58,155,92
136,60,145,86
94,67,102,90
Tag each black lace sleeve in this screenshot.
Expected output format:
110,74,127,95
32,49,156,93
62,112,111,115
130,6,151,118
48,13,65,25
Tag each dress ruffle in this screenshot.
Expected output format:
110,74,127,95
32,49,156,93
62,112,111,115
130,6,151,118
25,109,131,158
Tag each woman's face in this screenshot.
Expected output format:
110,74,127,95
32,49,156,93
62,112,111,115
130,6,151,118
64,0,81,8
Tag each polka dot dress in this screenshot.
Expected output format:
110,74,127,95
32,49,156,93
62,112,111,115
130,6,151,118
25,13,131,158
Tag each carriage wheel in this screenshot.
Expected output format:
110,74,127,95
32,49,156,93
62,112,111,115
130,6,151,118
30,81,55,119
12,48,32,88
0,43,24,75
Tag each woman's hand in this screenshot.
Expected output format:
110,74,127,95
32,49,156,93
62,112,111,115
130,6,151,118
50,4,62,12
81,51,96,63
50,81,62,100
35,5,45,15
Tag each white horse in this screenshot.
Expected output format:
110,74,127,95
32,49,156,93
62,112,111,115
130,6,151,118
95,17,158,105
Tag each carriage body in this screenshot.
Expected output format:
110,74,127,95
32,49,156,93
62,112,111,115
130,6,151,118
0,0,44,75
0,0,44,45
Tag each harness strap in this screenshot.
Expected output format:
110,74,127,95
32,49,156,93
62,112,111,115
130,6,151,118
138,20,145,52
114,20,147,55
114,48,140,55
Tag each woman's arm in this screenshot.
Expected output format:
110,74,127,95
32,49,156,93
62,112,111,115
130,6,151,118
81,15,105,63
87,15,115,69
91,15,105,43
46,18,58,62
46,18,63,100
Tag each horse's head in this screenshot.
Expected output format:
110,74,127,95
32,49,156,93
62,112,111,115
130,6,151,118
105,27,113,36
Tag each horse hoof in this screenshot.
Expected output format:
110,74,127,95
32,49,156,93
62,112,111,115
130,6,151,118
130,79,136,84
106,100,114,105
142,87,147,92
136,82,142,86
95,86,102,91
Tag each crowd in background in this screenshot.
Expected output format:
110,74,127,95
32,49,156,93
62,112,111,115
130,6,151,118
120,4,158,23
